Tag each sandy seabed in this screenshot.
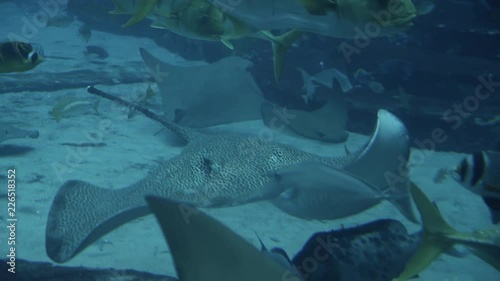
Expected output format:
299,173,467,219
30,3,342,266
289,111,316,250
0,2,499,280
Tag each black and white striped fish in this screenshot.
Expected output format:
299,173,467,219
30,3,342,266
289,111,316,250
452,142,500,224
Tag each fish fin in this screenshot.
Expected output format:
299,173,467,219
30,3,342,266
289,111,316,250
393,182,456,280
467,245,500,271
145,196,298,281
173,109,186,123
221,39,234,50
50,111,62,122
296,67,311,83
344,109,418,223
261,30,303,81
394,182,500,280
122,0,157,27
296,67,314,99
146,84,156,97
150,21,166,29
46,180,151,263
254,233,268,252
92,99,101,114
344,144,351,155
109,0,128,14
299,0,337,15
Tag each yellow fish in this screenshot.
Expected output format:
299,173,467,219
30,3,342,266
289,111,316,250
393,181,500,280
50,97,100,122
127,84,156,119
109,0,303,81
0,41,44,73
108,0,418,80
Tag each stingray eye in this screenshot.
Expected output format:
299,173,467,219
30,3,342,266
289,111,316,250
29,51,38,64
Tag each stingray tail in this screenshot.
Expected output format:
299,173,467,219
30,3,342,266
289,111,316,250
393,182,500,281
261,30,303,81
46,180,149,263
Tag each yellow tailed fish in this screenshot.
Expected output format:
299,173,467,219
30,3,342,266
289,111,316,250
108,0,303,81
209,0,417,37
108,0,418,80
109,0,158,27
393,181,500,280
127,84,156,119
0,41,44,73
50,96,100,122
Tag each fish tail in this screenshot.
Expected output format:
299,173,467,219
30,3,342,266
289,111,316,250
52,113,62,122
93,99,101,114
262,29,303,81
394,182,500,280
46,180,150,263
122,0,157,27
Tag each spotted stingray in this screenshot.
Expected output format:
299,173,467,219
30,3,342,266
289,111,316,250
45,86,415,263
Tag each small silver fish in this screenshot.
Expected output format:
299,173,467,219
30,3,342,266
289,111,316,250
127,84,156,119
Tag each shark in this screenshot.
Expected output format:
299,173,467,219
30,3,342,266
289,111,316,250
45,85,416,264
10,183,499,280
147,195,302,281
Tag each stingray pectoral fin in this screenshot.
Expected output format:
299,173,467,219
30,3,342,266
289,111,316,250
261,30,304,81
345,109,418,223
145,196,300,281
268,161,384,220
45,180,149,263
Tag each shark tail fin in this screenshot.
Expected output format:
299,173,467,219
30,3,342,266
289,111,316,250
394,182,500,280
145,196,297,281
261,30,303,81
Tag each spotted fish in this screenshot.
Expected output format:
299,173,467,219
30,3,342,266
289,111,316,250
45,86,415,263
